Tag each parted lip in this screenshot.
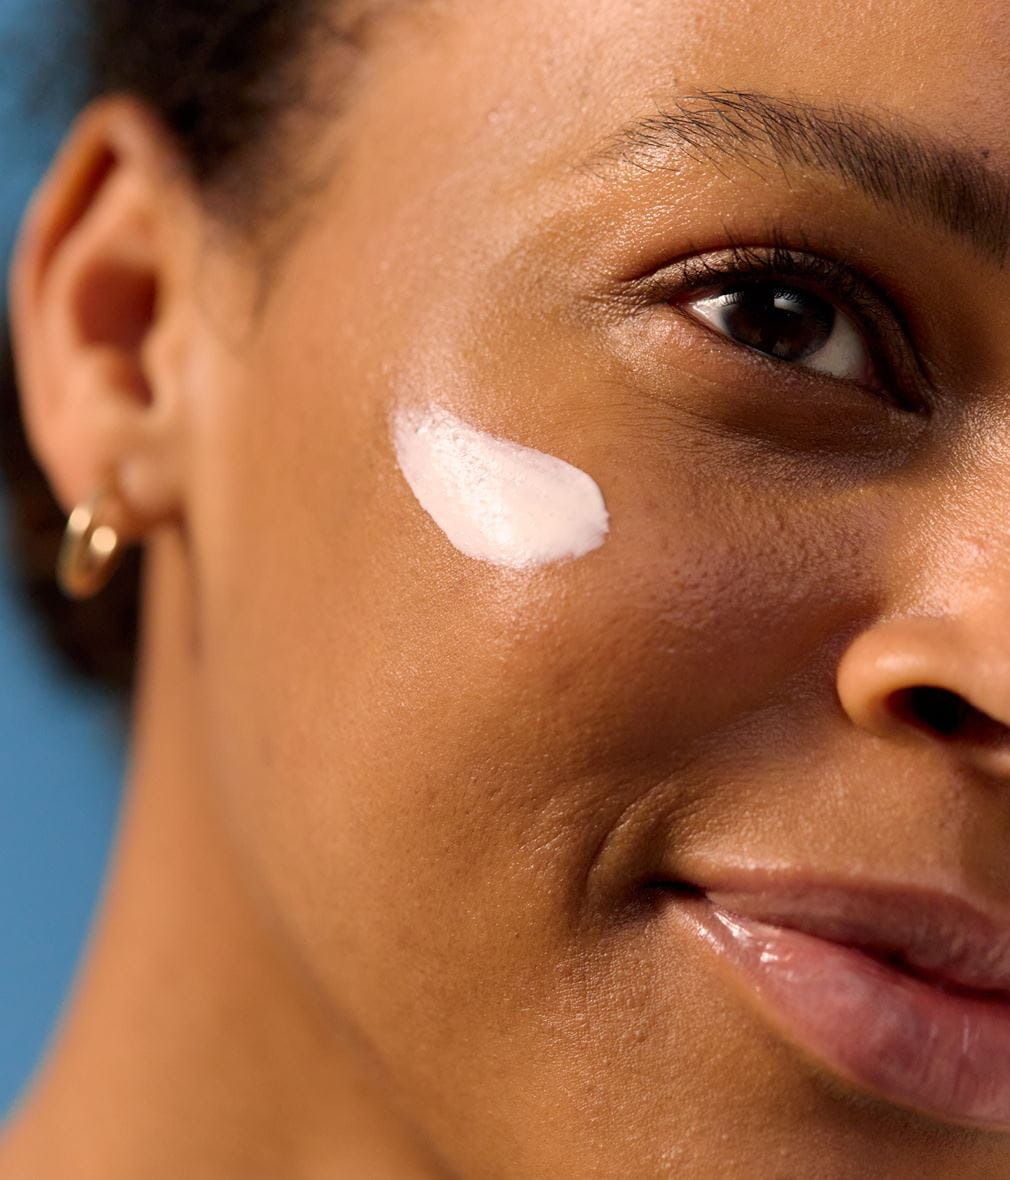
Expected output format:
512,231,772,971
674,872,1010,997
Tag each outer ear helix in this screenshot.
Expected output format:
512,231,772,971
56,473,126,600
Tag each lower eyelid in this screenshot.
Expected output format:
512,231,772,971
621,304,927,458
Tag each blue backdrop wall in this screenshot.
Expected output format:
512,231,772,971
0,0,126,1118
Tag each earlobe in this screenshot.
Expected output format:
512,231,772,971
8,95,194,544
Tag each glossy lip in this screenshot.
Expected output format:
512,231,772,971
697,877,1010,995
660,872,1010,1131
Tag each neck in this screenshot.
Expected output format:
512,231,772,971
0,527,444,1179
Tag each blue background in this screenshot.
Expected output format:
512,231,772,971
0,0,126,1117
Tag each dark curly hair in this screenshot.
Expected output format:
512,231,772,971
0,0,378,692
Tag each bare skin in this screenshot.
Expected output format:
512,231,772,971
3,0,1010,1175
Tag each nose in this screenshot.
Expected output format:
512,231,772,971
836,617,1010,776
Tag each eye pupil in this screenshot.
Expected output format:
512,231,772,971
719,282,835,362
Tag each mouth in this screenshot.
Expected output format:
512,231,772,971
657,873,1010,1131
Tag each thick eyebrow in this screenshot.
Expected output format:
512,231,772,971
579,90,1010,267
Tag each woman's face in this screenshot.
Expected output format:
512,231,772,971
177,0,1010,1173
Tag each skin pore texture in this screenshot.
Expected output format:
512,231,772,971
3,0,1010,1176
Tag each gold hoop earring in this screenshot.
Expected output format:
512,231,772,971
56,482,124,600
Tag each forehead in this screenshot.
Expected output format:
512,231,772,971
271,0,1010,351
370,0,1010,173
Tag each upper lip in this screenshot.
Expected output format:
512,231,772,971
680,872,1010,996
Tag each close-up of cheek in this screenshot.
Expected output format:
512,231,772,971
181,174,910,1158
308,382,964,1176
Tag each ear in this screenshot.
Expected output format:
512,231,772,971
7,94,201,541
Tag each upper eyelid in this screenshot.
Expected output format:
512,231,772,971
676,257,872,342
674,246,881,311
629,248,874,331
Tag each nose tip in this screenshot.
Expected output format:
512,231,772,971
836,618,1010,775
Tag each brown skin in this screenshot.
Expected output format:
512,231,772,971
3,0,1010,1175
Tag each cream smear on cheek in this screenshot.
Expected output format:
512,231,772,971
392,404,609,569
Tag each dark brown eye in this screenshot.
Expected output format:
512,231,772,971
684,279,872,383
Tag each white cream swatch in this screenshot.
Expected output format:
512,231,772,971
392,403,609,570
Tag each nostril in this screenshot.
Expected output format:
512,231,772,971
892,686,971,735
888,685,1010,747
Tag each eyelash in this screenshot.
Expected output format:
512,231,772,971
651,229,930,415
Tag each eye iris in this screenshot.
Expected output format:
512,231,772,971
718,282,835,362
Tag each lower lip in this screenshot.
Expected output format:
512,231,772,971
672,896,1010,1130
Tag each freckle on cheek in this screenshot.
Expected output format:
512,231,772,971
391,403,610,570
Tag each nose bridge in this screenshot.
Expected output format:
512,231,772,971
836,467,1010,773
